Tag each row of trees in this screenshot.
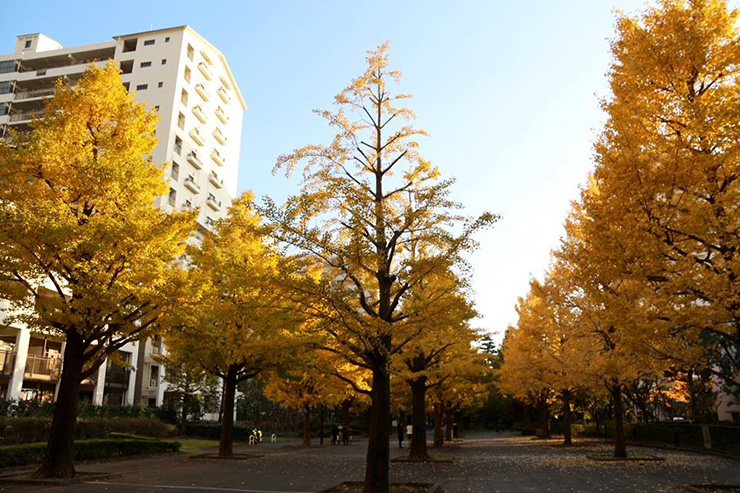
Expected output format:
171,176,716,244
498,0,740,458
0,43,494,493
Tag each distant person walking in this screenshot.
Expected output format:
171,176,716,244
397,421,404,448
406,423,413,444
331,424,339,445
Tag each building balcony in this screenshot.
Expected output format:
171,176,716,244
15,88,55,101
8,110,42,123
149,378,159,388
187,151,203,169
209,171,223,189
219,76,231,90
24,354,62,380
192,105,207,124
217,87,230,104
0,350,15,376
189,127,204,146
213,128,227,145
105,367,130,388
206,195,221,211
211,149,225,166
181,199,193,211
195,83,209,102
184,175,200,193
198,62,212,81
215,107,228,124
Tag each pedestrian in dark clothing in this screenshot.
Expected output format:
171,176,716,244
331,424,339,445
397,422,404,448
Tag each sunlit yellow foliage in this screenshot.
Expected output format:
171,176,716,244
0,62,195,477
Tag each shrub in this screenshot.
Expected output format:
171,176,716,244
0,417,175,445
0,439,181,469
185,422,252,441
99,417,176,438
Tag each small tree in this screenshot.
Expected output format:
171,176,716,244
0,63,195,478
394,266,476,460
158,351,216,436
264,353,346,446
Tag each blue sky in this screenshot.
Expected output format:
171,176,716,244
2,0,650,343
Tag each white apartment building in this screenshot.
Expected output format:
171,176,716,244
0,26,246,407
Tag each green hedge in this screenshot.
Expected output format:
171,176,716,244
0,438,181,469
0,417,176,445
0,400,178,424
185,422,252,441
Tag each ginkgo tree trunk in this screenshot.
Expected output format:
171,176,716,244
264,42,496,492
0,63,195,478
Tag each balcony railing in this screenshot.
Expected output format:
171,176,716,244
184,175,200,193
187,151,203,169
215,107,228,124
149,378,159,388
0,350,15,376
211,149,224,166
9,110,42,122
15,88,55,100
189,127,204,146
209,171,223,189
217,87,230,104
25,354,62,379
206,195,222,211
198,62,212,81
105,367,130,387
195,84,209,102
192,105,207,124
213,128,227,145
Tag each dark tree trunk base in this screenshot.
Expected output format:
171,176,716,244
219,366,238,458
34,334,86,479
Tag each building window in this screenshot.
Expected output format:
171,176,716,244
0,61,17,74
165,37,170,43
168,188,176,207
174,136,182,155
171,161,180,181
122,38,137,52
154,105,160,111
0,103,8,116
0,82,12,95
158,82,163,88
184,66,191,84
178,112,185,130
181,89,188,106
140,61,152,68
122,82,130,92
206,217,214,226
135,84,148,91
144,39,155,46
161,59,167,65
187,44,194,61
24,40,32,49
120,60,133,74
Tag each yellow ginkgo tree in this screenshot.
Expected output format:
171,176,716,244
163,194,302,457
0,63,195,478
263,42,496,492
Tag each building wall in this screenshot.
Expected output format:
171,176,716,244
0,26,246,407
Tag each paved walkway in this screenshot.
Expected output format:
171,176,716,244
1,433,739,492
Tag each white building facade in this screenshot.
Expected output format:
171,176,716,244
0,26,246,407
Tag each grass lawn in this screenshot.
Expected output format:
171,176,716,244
176,438,220,454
